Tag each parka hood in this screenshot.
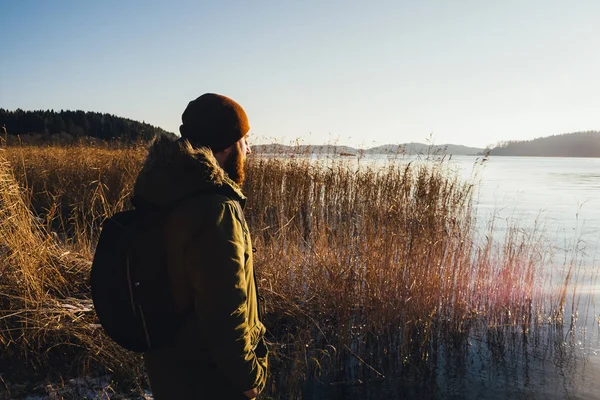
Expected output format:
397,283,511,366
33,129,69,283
133,135,245,207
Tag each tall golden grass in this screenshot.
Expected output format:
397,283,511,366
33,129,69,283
0,144,146,397
0,141,580,398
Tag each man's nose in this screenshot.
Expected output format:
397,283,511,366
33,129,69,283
246,144,252,155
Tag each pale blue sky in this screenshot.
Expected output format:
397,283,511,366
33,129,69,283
1,0,599,148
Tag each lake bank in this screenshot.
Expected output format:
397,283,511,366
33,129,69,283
0,145,596,399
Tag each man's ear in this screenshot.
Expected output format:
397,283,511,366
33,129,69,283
222,144,235,156
213,144,234,168
217,142,237,156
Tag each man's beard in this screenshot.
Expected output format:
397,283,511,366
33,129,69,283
223,142,245,186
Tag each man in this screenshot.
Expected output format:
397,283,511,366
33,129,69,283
133,93,268,399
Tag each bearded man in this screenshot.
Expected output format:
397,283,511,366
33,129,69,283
133,93,268,399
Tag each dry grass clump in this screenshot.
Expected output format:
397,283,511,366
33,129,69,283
0,142,580,397
0,147,143,394
4,143,145,256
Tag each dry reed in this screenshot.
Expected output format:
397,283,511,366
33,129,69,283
0,142,582,398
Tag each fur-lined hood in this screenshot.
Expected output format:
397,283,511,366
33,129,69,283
133,135,245,206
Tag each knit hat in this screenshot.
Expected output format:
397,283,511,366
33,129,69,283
179,93,250,152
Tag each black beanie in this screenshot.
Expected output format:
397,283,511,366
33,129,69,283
179,93,250,152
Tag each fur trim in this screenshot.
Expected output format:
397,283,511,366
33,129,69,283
133,135,243,206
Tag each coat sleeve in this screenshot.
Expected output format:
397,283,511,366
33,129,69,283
184,200,267,393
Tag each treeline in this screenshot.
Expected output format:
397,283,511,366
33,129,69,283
0,109,174,143
487,131,600,157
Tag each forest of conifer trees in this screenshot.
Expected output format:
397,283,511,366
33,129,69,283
0,109,173,143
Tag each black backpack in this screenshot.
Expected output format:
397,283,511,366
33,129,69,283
90,199,191,353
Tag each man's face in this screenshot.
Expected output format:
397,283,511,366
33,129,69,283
224,136,251,186
239,136,251,160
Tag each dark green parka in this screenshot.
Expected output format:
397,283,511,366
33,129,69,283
134,136,268,399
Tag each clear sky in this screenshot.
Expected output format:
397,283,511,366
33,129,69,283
1,0,599,149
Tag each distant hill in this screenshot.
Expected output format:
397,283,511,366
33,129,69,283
363,143,483,155
0,109,174,143
486,131,600,157
253,144,359,155
254,143,484,156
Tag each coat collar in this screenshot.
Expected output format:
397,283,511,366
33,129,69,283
133,135,246,207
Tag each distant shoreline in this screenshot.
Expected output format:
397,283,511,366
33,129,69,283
253,131,600,158
253,147,600,159
2,110,598,157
